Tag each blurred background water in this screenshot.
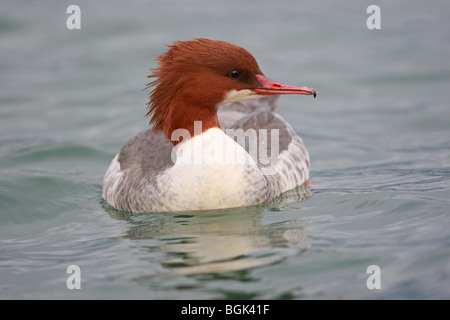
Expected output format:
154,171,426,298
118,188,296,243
1,0,449,299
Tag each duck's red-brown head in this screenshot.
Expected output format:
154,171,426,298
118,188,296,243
146,38,316,144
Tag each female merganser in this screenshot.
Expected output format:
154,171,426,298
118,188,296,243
102,38,316,213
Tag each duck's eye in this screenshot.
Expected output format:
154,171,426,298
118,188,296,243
228,70,242,79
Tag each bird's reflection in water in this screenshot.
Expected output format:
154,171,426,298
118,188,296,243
106,185,313,277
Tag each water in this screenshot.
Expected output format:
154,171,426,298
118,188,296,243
1,0,449,299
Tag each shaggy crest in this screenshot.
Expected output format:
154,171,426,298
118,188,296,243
145,38,263,140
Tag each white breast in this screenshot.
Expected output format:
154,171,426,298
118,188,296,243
156,128,269,211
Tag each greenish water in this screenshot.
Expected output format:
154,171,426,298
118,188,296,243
1,0,449,299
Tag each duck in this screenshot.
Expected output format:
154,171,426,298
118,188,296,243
102,38,316,213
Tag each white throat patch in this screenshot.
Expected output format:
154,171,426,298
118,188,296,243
220,89,262,105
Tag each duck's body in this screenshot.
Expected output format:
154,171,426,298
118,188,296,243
102,39,316,213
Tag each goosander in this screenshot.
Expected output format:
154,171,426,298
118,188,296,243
102,38,316,213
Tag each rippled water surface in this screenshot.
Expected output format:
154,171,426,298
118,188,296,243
1,0,449,299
